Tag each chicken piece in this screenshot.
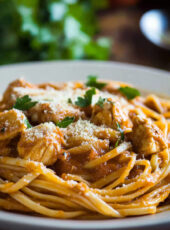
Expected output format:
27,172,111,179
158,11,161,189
0,79,36,110
17,122,64,166
0,109,27,140
91,100,132,130
28,102,84,124
130,115,167,155
63,119,120,152
91,101,113,128
11,85,85,124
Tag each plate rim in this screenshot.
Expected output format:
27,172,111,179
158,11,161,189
0,59,170,76
0,210,170,229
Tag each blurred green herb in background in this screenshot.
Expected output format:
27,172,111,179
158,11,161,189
0,0,110,65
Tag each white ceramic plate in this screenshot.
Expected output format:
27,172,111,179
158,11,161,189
0,61,169,230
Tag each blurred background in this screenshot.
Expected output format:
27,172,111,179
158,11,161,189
0,0,170,70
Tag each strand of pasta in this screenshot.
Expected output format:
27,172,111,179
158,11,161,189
1,172,40,193
30,178,121,217
84,142,131,169
62,174,91,187
11,191,85,218
105,153,136,189
91,167,126,189
66,144,91,154
22,187,80,209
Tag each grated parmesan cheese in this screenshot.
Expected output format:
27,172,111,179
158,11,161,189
13,86,128,111
64,119,106,141
24,122,57,142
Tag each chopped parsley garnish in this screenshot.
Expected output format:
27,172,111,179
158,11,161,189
116,122,124,141
24,119,32,129
96,97,106,108
75,88,96,107
67,98,72,104
114,122,125,148
85,76,107,90
56,117,75,128
119,86,140,100
114,139,119,148
13,95,38,111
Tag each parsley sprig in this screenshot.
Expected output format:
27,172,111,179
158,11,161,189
56,117,75,128
24,119,32,129
67,98,72,104
119,86,140,100
86,76,107,90
115,122,125,147
75,88,96,107
13,95,38,111
116,122,124,141
96,97,106,108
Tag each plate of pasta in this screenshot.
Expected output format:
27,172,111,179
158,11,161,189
0,61,169,230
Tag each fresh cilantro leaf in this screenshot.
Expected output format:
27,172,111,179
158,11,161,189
96,97,106,108
116,122,124,141
75,88,96,107
86,76,107,90
119,86,140,100
68,98,72,104
56,117,75,128
13,95,38,111
24,119,32,129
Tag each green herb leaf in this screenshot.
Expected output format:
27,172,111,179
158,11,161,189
13,95,38,111
24,119,32,129
114,139,119,148
116,122,124,141
96,97,106,108
86,76,107,90
56,117,75,128
68,98,72,104
119,86,140,100
75,88,96,107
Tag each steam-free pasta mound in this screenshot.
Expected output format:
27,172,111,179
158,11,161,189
0,77,169,219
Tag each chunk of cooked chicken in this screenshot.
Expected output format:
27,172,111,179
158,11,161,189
0,79,36,111
130,115,167,155
17,122,64,166
91,100,132,130
28,102,84,124
12,86,85,124
63,119,120,152
0,109,27,140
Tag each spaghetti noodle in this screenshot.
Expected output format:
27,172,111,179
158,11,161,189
0,77,169,219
